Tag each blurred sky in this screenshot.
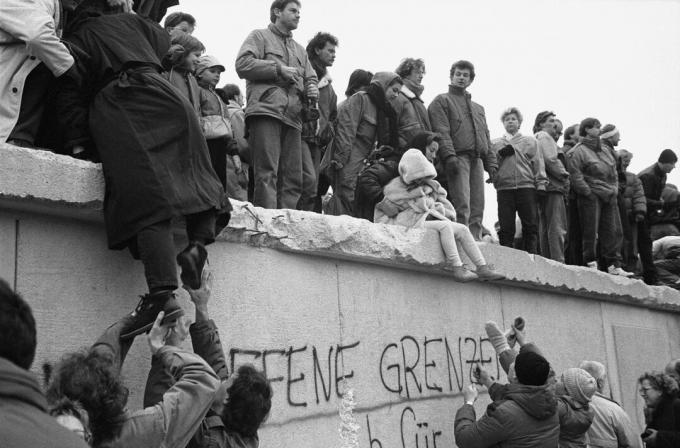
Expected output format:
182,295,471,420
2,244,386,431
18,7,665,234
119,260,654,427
166,0,680,229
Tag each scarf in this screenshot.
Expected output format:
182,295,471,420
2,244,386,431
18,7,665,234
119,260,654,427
581,135,601,151
365,83,399,149
402,78,424,98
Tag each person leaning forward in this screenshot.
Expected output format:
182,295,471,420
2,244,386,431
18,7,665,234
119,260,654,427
235,0,319,210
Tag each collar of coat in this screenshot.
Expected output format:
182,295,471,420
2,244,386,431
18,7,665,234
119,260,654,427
268,23,292,38
319,72,332,89
448,84,471,98
0,358,48,412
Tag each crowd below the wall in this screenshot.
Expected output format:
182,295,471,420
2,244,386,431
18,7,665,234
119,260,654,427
2,0,680,446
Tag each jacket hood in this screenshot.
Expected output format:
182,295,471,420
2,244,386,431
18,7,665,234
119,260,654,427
371,71,402,90
399,148,437,184
505,383,558,420
0,358,47,412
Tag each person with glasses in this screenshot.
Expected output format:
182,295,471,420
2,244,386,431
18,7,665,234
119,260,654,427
637,372,680,447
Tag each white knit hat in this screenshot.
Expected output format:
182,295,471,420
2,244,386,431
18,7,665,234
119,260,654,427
398,148,437,184
562,368,597,404
196,55,225,77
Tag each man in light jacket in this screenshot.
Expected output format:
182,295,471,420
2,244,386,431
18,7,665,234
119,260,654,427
0,0,74,147
428,60,497,240
580,361,642,448
235,0,318,209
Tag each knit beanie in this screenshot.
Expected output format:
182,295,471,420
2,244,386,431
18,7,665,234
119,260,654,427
600,124,619,140
659,149,678,164
196,55,225,77
561,367,597,404
398,148,437,184
514,351,550,386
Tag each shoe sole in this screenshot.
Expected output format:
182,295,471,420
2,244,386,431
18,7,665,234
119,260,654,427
119,308,185,341
477,274,506,282
176,252,202,290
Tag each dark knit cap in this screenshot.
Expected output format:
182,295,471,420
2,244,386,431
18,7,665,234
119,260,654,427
659,149,678,164
515,351,550,386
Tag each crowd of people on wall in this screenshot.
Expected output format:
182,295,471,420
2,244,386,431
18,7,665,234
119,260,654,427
2,0,680,446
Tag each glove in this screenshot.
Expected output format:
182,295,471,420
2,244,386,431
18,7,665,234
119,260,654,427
445,155,460,176
486,168,497,184
498,144,515,158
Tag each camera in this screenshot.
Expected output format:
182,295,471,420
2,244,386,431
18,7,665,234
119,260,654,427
301,98,320,122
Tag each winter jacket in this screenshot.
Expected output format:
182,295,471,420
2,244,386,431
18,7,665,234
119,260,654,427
198,85,239,156
391,83,431,150
621,171,647,217
491,133,548,191
302,72,337,148
374,150,456,228
354,148,401,221
454,383,560,448
235,23,317,131
536,130,570,194
226,100,249,161
557,395,594,448
0,358,90,448
163,67,202,116
0,0,73,141
587,393,641,448
112,346,219,448
428,85,497,174
567,138,618,202
644,396,680,448
638,163,667,214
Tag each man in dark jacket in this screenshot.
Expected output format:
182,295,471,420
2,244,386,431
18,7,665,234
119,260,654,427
0,278,89,448
428,60,498,240
298,31,338,212
235,0,319,210
637,149,677,284
454,350,559,447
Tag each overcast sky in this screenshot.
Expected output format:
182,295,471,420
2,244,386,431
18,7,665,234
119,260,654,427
167,0,680,228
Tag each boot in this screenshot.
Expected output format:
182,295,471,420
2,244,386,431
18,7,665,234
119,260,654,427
451,265,478,282
176,242,208,290
476,264,505,281
120,290,184,340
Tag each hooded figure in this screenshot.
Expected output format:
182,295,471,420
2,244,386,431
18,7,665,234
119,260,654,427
556,368,597,448
321,71,402,216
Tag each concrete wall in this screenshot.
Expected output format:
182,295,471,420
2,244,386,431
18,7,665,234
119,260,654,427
2,143,680,448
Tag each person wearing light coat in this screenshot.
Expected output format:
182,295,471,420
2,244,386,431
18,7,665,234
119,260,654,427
0,0,74,146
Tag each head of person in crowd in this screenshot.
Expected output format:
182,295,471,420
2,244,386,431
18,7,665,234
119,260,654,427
367,72,403,103
514,351,551,386
579,117,602,138
47,351,128,447
196,55,225,89
221,364,273,439
600,124,620,147
396,58,426,94
563,124,580,149
533,110,557,136
553,119,563,143
270,0,302,31
617,149,633,171
665,359,680,383
344,69,373,98
168,33,205,72
501,107,523,136
556,368,597,404
657,149,678,174
164,12,196,38
579,361,610,395
638,371,679,410
217,84,244,107
0,280,36,371
449,60,475,91
408,131,441,163
49,398,92,444
306,32,338,78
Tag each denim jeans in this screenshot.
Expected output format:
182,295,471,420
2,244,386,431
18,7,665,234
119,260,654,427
538,192,567,263
446,153,485,240
249,116,302,209
578,194,619,266
637,218,658,283
299,140,321,211
497,188,538,254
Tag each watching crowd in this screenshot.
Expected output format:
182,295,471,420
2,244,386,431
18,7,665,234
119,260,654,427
1,0,680,446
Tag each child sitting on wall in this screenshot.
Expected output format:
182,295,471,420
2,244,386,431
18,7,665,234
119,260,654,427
195,55,241,192
374,148,505,282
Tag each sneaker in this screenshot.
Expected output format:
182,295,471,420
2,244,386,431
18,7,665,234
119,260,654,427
476,264,506,281
607,265,634,277
586,261,599,270
176,242,208,290
451,265,478,282
120,291,184,340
